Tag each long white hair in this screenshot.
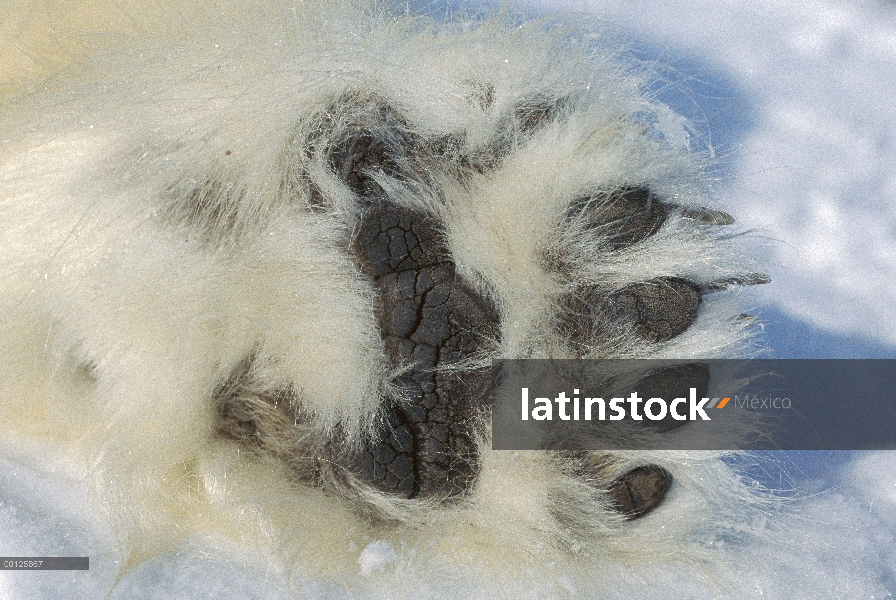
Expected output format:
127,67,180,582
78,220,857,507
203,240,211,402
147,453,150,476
0,1,776,596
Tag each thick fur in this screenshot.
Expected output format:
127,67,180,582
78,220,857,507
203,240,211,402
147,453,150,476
0,0,774,595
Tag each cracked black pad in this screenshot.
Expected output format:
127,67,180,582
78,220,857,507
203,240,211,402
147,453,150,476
328,111,409,197
348,200,499,499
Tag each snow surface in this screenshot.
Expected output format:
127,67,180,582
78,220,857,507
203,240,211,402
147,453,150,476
3,0,896,597
528,0,896,352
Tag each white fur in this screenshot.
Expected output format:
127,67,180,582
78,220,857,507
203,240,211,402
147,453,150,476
0,1,775,595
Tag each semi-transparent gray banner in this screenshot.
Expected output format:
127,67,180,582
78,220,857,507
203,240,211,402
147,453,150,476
491,360,896,450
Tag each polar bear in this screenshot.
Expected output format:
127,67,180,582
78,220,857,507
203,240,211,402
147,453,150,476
0,0,777,596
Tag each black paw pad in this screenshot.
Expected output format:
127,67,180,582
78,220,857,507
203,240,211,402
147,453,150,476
558,277,701,347
344,406,417,498
348,199,499,500
566,186,668,252
308,96,415,198
609,465,673,519
602,277,700,343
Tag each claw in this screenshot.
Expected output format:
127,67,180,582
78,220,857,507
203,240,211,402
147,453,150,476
697,273,771,295
680,206,735,226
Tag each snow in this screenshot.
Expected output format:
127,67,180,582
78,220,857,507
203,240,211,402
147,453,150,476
527,0,896,351
358,541,398,575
